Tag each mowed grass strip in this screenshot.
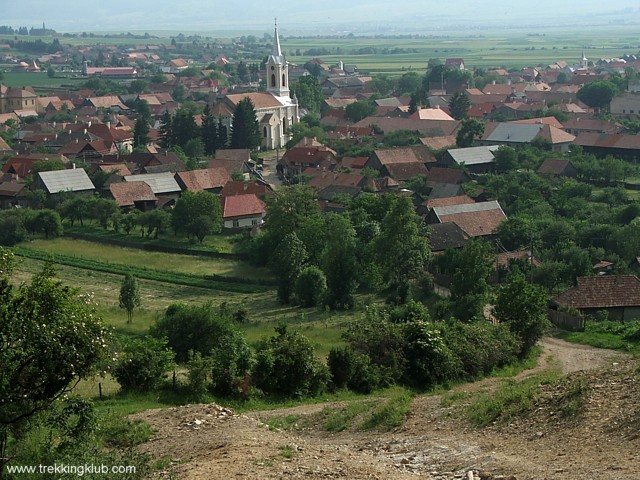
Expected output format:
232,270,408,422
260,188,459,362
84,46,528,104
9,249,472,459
14,244,270,293
25,238,272,279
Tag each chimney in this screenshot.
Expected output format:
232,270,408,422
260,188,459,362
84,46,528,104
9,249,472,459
88,121,91,127
107,121,111,129
492,80,496,85
84,129,87,135
72,163,76,169
243,183,248,191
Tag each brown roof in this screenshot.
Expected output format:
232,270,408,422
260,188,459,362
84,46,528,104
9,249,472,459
554,275,640,309
214,149,251,162
109,181,156,207
307,172,365,190
372,146,436,165
219,180,274,199
537,124,575,144
340,156,368,170
222,193,266,219
511,116,564,129
431,201,507,237
425,195,475,210
225,92,283,109
537,159,573,175
420,135,457,150
426,167,467,185
96,163,132,176
0,136,12,151
384,162,429,180
175,167,231,192
354,117,460,137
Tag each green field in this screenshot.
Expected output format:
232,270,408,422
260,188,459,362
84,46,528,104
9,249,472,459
25,237,272,280
0,71,86,88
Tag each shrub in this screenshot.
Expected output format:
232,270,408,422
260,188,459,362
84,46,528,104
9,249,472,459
186,351,213,399
294,266,327,307
442,320,520,378
252,324,328,397
210,329,254,397
113,337,175,392
150,303,241,363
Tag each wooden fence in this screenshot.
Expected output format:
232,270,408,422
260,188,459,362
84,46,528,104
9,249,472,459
547,308,585,332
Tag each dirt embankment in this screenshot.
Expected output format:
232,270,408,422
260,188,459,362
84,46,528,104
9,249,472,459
134,338,639,480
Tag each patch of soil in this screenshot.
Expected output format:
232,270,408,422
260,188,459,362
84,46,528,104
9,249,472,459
134,338,640,479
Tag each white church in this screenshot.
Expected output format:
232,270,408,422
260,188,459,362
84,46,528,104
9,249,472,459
215,22,300,150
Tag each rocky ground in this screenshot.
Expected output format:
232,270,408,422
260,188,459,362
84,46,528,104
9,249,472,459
133,338,640,479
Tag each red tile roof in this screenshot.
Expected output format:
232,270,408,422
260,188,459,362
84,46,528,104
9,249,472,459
109,181,156,207
175,167,231,192
554,275,640,309
222,193,266,219
219,180,274,199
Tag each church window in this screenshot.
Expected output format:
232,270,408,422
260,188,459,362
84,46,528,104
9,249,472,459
271,74,276,87
282,74,286,86
263,126,268,138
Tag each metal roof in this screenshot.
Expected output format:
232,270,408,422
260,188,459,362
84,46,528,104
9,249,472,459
124,172,180,194
38,168,94,194
433,200,503,217
447,145,499,165
486,123,542,143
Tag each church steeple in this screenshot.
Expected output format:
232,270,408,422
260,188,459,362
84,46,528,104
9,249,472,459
273,19,282,58
266,19,289,97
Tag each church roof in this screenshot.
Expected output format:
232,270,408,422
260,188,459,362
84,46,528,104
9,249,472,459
269,22,285,66
226,92,284,109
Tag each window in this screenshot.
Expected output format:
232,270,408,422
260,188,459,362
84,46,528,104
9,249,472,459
271,74,276,87
282,73,286,86
252,219,258,226
263,126,268,138
232,220,240,228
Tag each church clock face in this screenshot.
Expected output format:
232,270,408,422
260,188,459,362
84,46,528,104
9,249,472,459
270,66,274,70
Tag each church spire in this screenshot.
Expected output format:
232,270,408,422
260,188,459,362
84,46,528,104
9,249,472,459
273,18,282,57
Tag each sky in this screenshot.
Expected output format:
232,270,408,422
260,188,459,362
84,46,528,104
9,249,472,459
2,0,640,34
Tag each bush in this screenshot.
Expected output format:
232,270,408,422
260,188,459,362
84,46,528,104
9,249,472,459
150,303,242,363
210,329,253,397
252,324,328,398
186,351,213,399
113,337,175,392
294,266,327,307
327,346,379,393
442,320,520,378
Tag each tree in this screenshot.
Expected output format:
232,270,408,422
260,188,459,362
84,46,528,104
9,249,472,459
494,145,518,172
576,80,619,110
90,198,118,229
252,324,328,397
119,274,141,323
456,118,485,148
264,185,321,244
294,266,327,307
132,118,151,149
448,91,471,120
397,72,421,95
271,232,308,304
230,97,261,150
32,209,63,239
47,65,55,78
158,110,173,148
291,75,324,112
494,273,549,357
0,263,110,474
201,104,219,155
321,214,358,309
375,196,430,301
171,191,222,243
150,303,245,363
112,337,175,392
171,106,200,149
344,100,376,123
449,239,495,322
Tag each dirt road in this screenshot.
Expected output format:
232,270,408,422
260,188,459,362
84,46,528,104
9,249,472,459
135,338,638,479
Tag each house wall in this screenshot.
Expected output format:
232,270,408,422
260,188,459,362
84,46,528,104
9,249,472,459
223,215,264,230
611,92,640,119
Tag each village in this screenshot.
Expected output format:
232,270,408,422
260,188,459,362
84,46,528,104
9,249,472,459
3,19,640,480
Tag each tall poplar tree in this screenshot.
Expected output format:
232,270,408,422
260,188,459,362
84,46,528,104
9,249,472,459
230,97,261,150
